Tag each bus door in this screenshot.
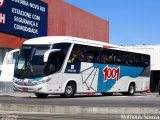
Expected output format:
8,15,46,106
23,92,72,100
44,50,64,92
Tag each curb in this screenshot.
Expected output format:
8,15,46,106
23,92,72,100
0,92,35,97
0,103,160,115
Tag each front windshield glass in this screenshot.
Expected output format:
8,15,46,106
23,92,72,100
14,43,71,79
14,45,50,79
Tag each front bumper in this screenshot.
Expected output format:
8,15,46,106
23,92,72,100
13,82,47,93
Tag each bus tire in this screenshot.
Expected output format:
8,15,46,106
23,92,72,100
101,92,113,96
61,83,76,98
123,83,135,96
35,93,48,98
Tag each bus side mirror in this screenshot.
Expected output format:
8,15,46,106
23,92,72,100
8,49,19,64
43,49,61,62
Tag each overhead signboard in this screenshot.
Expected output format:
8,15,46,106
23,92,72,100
0,0,48,38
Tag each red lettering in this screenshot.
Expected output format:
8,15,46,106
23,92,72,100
0,13,5,24
103,66,120,82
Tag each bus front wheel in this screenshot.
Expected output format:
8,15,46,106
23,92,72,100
35,93,48,98
61,83,76,98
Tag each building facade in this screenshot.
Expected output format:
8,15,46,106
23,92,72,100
0,0,109,72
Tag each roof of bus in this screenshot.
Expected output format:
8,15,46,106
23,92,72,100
23,36,148,55
24,36,123,49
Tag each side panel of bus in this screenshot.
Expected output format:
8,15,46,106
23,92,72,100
79,62,149,93
93,64,149,92
80,63,99,92
62,43,150,94
63,62,147,93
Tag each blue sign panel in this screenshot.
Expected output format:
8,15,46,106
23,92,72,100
0,0,48,38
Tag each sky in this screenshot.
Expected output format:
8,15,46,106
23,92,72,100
65,0,160,46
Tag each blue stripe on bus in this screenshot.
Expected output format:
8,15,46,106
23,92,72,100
93,64,144,92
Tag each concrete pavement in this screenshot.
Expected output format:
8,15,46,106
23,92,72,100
0,92,159,115
0,92,35,97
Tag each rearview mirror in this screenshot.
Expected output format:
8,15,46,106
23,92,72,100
8,49,19,64
43,49,61,62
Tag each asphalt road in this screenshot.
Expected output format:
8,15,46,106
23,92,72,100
0,93,160,120
0,93,159,108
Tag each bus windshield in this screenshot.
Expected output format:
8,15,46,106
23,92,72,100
14,45,50,79
14,43,71,79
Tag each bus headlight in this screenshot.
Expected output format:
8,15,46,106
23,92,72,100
36,77,51,84
13,77,19,82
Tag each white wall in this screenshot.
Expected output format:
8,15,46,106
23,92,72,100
0,48,12,72
0,48,17,92
126,45,160,71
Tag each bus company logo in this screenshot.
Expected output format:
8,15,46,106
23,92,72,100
103,66,120,82
0,0,4,8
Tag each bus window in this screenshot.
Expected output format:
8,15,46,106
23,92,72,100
134,54,141,66
119,51,128,65
68,50,81,63
86,50,100,63
46,43,71,74
112,50,122,64
47,51,65,74
86,47,100,63
126,53,134,65
141,55,150,67
52,43,71,55
69,44,101,63
101,49,113,64
68,44,85,63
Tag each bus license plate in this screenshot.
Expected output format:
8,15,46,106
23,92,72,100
22,87,28,91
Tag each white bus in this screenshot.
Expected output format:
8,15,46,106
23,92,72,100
12,36,150,98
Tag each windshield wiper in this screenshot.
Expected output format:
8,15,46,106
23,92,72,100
16,47,36,78
25,47,36,77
